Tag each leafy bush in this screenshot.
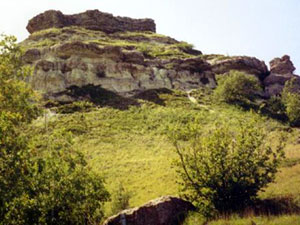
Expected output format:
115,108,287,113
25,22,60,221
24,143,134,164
214,70,262,105
257,96,287,121
0,35,109,225
282,78,300,126
171,121,284,217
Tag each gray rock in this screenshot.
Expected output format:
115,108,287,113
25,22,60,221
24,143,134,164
263,55,300,96
26,10,156,34
210,56,269,80
102,196,195,225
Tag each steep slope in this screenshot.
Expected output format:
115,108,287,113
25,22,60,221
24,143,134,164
27,89,300,217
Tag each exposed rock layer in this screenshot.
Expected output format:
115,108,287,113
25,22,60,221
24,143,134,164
210,56,269,80
24,42,215,103
23,11,300,102
26,10,156,34
103,196,195,225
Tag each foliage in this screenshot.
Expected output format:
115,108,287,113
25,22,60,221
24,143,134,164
282,78,300,126
171,120,285,217
0,35,109,225
110,183,132,215
19,130,110,225
214,71,262,106
26,88,292,214
0,35,40,122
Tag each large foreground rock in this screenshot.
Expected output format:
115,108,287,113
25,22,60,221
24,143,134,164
103,196,195,225
26,10,156,34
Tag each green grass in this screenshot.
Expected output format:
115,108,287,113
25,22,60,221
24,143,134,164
26,89,300,218
184,212,300,225
21,26,197,59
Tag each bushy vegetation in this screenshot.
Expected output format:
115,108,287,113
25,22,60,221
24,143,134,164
214,70,262,106
0,35,109,225
170,120,285,217
282,78,300,126
24,84,300,223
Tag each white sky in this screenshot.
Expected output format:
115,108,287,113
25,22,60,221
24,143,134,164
1,0,300,72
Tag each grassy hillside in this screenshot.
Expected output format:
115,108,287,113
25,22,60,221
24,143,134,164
26,88,300,223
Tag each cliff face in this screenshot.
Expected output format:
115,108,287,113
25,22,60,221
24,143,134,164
21,10,299,103
22,10,219,103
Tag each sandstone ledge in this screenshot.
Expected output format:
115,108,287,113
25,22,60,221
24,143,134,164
26,10,156,34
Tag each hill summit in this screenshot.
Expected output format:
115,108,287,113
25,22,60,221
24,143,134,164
26,10,156,34
21,10,300,104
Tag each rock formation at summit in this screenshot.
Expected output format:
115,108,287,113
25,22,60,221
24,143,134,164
263,55,300,96
21,10,300,103
26,10,156,34
22,11,217,103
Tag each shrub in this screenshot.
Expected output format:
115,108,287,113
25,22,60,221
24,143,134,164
171,121,284,217
214,71,262,105
0,35,109,225
282,78,300,126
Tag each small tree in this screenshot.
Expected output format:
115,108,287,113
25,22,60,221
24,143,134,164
172,121,284,217
282,78,300,126
214,70,262,105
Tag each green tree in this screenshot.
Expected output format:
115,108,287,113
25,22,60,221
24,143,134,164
282,78,300,126
171,121,284,217
0,35,109,224
214,70,262,105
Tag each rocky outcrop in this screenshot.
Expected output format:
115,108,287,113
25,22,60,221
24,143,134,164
103,196,195,225
26,10,156,34
263,55,300,96
24,41,215,103
210,56,269,80
23,10,300,102
270,55,296,74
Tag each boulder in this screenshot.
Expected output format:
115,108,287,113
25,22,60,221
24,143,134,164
26,10,156,34
270,55,295,74
102,196,195,225
263,55,300,96
211,56,269,80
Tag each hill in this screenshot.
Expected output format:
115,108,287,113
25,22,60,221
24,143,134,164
18,10,300,224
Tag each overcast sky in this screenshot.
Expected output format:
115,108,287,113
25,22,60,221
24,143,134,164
1,0,299,72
